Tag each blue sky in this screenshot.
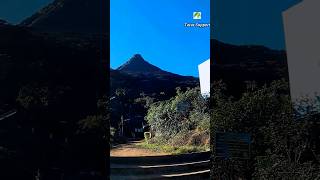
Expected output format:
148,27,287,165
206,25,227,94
213,0,301,50
111,0,210,77
0,0,301,73
0,0,53,24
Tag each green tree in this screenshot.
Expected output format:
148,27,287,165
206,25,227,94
78,96,109,138
16,84,49,110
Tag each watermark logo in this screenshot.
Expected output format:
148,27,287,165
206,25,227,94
193,12,202,20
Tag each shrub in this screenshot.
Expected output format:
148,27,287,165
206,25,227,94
146,87,209,147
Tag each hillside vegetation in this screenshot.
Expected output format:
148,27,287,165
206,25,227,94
144,87,210,153
211,80,320,179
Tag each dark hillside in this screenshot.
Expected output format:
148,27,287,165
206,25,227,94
211,39,289,97
0,23,108,179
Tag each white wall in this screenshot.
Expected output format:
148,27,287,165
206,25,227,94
198,59,210,98
283,0,320,102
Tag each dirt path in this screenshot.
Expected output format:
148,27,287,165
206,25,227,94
110,140,169,157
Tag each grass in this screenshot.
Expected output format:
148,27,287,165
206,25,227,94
136,141,209,155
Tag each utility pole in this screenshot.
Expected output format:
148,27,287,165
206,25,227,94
121,115,124,136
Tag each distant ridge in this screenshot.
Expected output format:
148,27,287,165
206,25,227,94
0,19,9,26
212,39,287,65
211,39,288,97
20,0,107,34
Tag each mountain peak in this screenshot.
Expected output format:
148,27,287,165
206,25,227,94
117,54,163,74
129,54,146,63
133,54,143,58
